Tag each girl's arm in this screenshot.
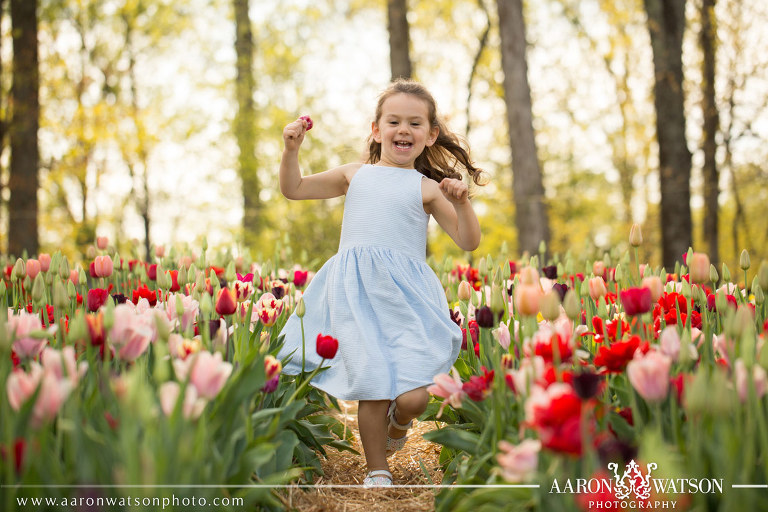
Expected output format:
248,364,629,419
423,178,481,252
280,118,359,200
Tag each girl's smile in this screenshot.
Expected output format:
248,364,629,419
372,93,439,168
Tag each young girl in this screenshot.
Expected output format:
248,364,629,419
277,79,485,487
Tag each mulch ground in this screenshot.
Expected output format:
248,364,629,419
276,400,445,511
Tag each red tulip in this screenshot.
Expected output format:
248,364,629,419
215,288,237,316
619,287,652,316
293,270,309,287
462,366,494,401
87,288,110,312
316,334,339,359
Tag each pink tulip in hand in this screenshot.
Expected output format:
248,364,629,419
299,115,313,130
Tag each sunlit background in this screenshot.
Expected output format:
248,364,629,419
2,0,767,272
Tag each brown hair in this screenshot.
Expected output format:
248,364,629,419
366,79,487,186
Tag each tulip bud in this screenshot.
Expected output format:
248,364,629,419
614,264,623,283
540,290,561,321
12,258,25,282
32,273,46,304
740,249,751,271
201,237,208,252
200,292,213,317
588,277,607,301
79,268,87,287
225,261,236,283
53,279,70,309
458,280,473,301
758,261,768,292
490,283,505,316
0,280,5,298
563,289,580,321
478,257,487,277
688,253,710,284
709,264,719,285
715,290,728,313
753,285,764,306
177,267,188,287
538,240,547,255
629,223,643,247
296,296,306,318
721,263,731,283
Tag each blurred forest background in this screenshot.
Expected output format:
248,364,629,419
1,0,767,277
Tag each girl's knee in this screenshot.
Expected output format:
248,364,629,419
396,388,429,417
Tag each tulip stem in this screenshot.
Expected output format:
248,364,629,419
300,317,306,385
285,359,325,406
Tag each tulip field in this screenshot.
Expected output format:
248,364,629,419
2,232,768,511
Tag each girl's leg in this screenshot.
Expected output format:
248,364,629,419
358,400,390,473
388,387,429,440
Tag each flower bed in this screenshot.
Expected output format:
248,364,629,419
1,240,354,510
424,237,768,511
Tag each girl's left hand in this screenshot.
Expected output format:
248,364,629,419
439,178,469,205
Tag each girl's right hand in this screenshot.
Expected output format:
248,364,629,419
283,118,309,152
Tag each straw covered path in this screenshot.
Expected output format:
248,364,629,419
277,400,445,511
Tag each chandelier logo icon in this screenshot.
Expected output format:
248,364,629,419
608,459,658,501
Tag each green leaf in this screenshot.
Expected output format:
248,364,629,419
424,428,482,455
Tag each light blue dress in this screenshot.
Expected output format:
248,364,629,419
278,164,462,400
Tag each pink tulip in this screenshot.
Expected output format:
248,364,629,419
457,280,473,301
627,351,672,402
69,269,79,285
427,367,466,418
96,236,109,250
93,255,113,278
505,356,546,396
158,381,206,419
588,277,607,301
155,245,166,258
734,359,768,403
492,321,511,350
188,351,233,400
688,252,711,284
514,284,542,317
641,276,664,303
109,303,153,361
32,373,73,427
164,292,199,331
40,346,88,386
26,259,41,279
7,364,73,427
518,266,540,286
8,310,47,359
6,365,44,411
497,439,541,483
38,253,51,272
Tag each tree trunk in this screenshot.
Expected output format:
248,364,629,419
643,0,692,268
496,0,550,257
234,0,260,247
699,0,719,266
8,0,39,257
387,0,412,80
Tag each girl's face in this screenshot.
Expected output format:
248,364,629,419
372,93,439,169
